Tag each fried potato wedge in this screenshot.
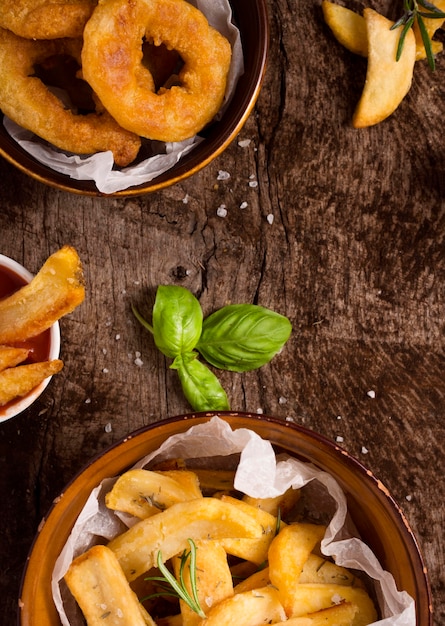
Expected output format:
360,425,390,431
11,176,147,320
322,1,367,56
217,494,282,564
64,545,156,626
272,601,358,626
242,485,300,517
0,359,63,406
413,0,445,60
299,553,364,587
268,523,326,614
201,586,286,626
108,497,265,581
0,245,85,344
0,345,29,372
353,8,416,128
322,1,443,61
280,584,377,625
105,469,202,519
173,540,233,626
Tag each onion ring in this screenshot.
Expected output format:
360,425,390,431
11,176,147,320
0,0,97,39
0,28,141,167
81,0,232,142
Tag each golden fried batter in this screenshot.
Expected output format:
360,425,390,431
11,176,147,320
82,0,232,142
0,0,97,39
0,29,141,167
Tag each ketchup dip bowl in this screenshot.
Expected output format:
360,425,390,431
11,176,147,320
0,253,60,422
19,412,432,626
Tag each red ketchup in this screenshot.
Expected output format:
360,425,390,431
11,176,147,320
0,262,52,416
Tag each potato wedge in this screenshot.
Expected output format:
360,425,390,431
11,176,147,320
0,245,85,343
0,359,63,406
413,0,445,60
299,553,363,587
322,1,367,56
217,494,282,564
272,601,358,626
280,584,377,625
268,523,326,614
200,586,286,626
65,545,156,626
0,345,29,372
353,8,416,128
173,540,233,626
107,497,265,581
105,469,202,519
242,485,300,517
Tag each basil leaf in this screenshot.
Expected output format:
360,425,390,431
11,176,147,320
152,286,203,358
172,352,230,411
197,304,292,372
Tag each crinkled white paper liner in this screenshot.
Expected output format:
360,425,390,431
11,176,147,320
3,0,243,194
52,416,415,626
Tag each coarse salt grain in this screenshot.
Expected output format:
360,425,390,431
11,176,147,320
102,368,109,374
182,194,190,204
217,205,227,218
361,446,369,454
217,170,230,180
336,436,344,443
104,422,112,433
238,138,251,148
85,397,91,404
267,214,274,224
249,180,258,188
278,396,288,404
367,390,376,398
240,201,248,209
406,494,413,502
134,357,143,366
256,408,263,414
115,334,121,340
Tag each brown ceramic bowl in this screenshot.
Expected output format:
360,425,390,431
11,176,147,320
0,0,268,197
19,412,432,626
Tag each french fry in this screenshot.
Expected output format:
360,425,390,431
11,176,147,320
0,245,85,344
242,485,300,517
0,359,63,406
199,586,286,626
172,540,233,626
299,553,364,587
322,1,367,56
105,469,202,519
64,545,156,626
217,494,282,564
0,345,29,372
352,9,416,128
278,584,378,624
413,0,445,60
272,601,358,626
107,497,265,581
268,523,326,615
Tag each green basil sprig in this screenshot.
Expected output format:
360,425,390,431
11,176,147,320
133,285,292,411
196,304,292,372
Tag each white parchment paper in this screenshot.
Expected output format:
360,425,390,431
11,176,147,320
52,416,415,626
3,0,243,194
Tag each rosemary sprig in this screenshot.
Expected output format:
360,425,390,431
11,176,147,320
142,539,206,619
391,0,445,70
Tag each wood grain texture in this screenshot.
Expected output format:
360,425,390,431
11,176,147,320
0,0,444,624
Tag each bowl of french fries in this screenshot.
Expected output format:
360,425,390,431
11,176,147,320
19,412,432,626
0,246,85,421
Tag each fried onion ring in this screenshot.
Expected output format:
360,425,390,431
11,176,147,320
82,0,232,142
0,0,97,39
0,28,141,167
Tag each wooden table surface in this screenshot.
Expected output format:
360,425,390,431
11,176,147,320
0,0,444,624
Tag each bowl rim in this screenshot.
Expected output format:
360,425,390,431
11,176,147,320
0,0,269,197
18,411,433,626
0,253,60,422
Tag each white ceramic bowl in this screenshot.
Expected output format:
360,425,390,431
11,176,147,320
0,253,60,422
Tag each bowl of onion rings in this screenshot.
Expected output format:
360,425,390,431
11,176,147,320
0,0,269,196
